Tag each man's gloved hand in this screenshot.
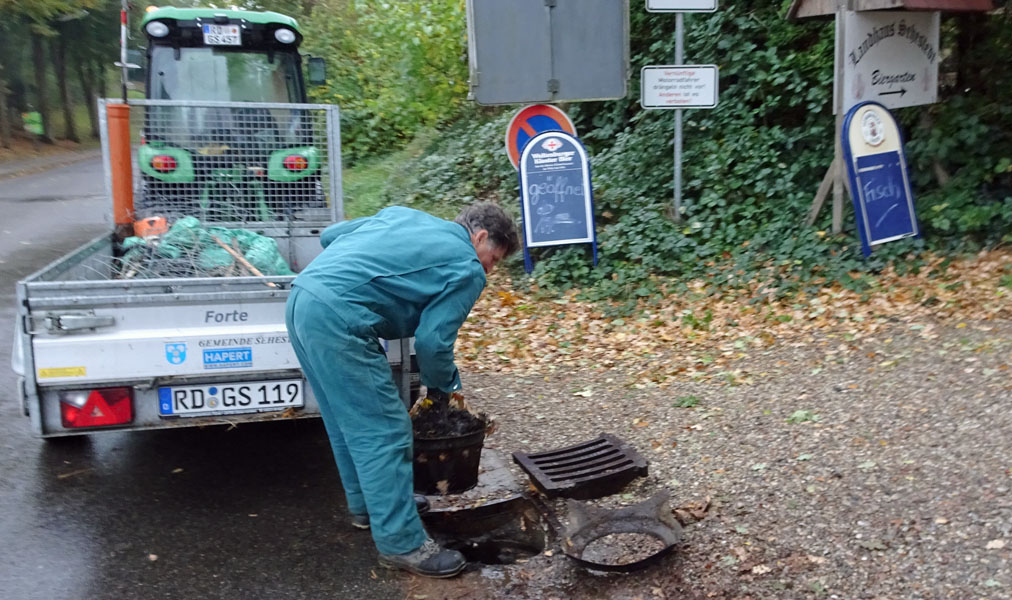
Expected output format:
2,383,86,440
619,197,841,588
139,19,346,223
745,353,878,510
426,388,451,409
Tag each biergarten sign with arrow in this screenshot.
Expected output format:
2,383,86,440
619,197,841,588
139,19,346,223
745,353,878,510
840,10,940,112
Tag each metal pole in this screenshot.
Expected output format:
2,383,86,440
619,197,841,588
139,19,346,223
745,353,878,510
120,0,129,102
832,4,847,234
397,338,412,408
672,13,684,222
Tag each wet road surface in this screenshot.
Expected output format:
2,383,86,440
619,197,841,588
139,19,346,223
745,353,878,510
0,159,406,599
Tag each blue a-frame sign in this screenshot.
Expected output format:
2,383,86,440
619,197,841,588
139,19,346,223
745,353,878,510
841,101,920,257
518,130,598,273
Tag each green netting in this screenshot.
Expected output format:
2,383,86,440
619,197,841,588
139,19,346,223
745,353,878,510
117,216,294,279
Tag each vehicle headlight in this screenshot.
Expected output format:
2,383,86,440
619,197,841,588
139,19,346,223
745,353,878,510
274,28,296,44
145,20,169,38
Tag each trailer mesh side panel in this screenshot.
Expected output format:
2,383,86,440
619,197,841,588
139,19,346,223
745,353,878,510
53,99,344,282
127,99,340,225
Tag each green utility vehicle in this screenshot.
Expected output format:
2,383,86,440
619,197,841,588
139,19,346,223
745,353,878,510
138,7,329,221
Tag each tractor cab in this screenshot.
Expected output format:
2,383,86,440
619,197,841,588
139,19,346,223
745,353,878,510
142,7,317,103
138,7,328,222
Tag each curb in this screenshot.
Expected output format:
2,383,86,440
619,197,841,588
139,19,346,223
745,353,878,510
0,149,103,181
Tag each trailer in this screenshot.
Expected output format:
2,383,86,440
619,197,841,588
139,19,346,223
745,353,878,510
10,8,418,438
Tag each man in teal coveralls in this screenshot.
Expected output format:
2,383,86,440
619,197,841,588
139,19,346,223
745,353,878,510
286,203,519,578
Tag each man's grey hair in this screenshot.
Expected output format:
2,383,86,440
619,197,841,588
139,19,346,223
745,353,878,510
455,203,520,256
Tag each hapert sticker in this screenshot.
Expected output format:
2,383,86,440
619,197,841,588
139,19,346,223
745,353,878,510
203,347,253,370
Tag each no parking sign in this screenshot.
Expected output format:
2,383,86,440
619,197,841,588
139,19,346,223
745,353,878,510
505,104,576,169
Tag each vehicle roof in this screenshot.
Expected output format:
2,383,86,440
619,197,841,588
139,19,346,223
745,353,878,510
142,7,300,32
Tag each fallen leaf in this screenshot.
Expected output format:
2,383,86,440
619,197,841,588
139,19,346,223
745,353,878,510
751,564,772,575
56,468,91,480
673,496,711,524
572,389,593,397
171,468,184,474
986,539,1006,549
858,461,877,470
858,539,886,551
148,554,158,562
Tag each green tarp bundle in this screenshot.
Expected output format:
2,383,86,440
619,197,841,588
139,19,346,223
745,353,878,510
119,216,295,278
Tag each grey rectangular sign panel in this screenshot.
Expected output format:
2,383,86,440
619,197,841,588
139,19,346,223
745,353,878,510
551,0,629,102
467,0,629,105
467,0,551,105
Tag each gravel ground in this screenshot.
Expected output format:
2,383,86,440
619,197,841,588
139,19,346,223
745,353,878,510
406,318,1012,600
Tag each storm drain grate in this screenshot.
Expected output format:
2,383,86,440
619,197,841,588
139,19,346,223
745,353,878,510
512,433,648,500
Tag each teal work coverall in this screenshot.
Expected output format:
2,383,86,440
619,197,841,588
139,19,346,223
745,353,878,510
285,207,486,555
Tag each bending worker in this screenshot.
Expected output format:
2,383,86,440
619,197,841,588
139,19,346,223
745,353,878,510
285,203,519,578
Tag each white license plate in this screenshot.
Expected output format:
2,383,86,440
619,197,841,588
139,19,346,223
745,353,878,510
159,379,303,417
203,24,241,46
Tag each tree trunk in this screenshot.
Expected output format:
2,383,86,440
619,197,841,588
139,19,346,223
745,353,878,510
75,51,98,139
52,34,78,143
96,59,108,100
0,77,10,149
0,40,10,148
30,33,54,144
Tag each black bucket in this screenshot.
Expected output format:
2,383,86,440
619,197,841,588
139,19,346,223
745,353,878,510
413,429,485,495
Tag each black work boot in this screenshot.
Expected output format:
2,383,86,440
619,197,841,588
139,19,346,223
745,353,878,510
378,538,466,578
350,495,431,529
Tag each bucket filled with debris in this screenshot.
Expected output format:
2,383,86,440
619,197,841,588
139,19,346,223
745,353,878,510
411,394,489,495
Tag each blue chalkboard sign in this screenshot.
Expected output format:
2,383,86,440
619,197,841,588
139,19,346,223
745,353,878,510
842,102,919,257
518,130,597,273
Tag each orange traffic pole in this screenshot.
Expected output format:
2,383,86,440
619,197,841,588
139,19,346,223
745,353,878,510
107,102,134,239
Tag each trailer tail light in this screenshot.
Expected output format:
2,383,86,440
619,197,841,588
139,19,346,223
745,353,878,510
60,387,133,429
151,155,178,173
283,155,308,171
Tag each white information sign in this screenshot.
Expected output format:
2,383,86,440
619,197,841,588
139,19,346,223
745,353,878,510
839,11,940,112
640,65,718,110
646,0,717,12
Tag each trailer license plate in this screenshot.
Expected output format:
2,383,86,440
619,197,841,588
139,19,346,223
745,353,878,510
203,24,241,46
158,379,303,417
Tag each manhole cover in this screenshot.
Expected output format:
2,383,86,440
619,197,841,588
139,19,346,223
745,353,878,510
512,433,647,499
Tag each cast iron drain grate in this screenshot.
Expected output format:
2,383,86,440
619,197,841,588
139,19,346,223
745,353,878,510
512,433,648,499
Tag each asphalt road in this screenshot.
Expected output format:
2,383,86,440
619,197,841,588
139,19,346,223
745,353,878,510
0,159,404,599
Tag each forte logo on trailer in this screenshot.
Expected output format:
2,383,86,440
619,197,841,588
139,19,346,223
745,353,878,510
205,309,248,323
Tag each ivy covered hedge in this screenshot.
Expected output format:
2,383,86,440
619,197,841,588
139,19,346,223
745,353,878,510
333,1,1012,298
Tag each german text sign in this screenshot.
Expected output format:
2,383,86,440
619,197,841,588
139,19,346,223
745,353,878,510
520,131,594,248
641,65,719,109
646,0,717,12
840,11,940,112
841,102,919,256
